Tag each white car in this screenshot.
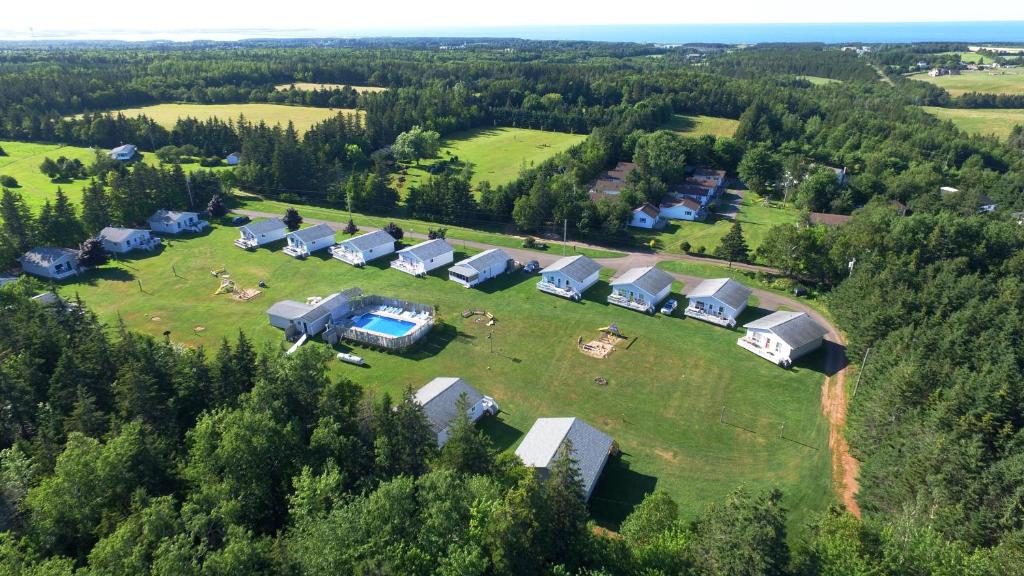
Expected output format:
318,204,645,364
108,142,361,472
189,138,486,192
660,299,678,315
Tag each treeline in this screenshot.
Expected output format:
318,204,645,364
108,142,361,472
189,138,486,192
708,47,880,82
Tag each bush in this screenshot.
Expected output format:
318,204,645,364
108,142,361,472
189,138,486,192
0,175,18,188
680,241,691,253
697,245,706,254
199,156,223,167
523,236,537,248
428,227,447,240
283,208,303,231
382,222,404,241
343,218,358,235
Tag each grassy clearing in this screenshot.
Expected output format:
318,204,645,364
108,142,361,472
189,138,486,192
274,82,387,93
664,114,741,138
395,127,586,194
910,68,1024,96
97,103,358,134
797,76,842,85
56,223,833,531
922,106,1024,139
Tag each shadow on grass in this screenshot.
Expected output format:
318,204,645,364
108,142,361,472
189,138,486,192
399,320,458,361
478,413,523,453
110,246,166,264
477,269,536,294
581,280,613,305
735,305,774,325
589,453,659,530
73,267,136,286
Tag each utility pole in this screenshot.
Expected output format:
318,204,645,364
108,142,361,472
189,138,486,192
185,174,194,209
851,347,872,398
563,219,567,256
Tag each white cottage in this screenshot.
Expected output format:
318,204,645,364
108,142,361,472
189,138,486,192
98,227,161,254
414,377,499,447
235,218,288,249
148,210,209,235
515,417,614,501
737,311,827,367
108,144,137,161
660,195,706,221
266,288,361,337
685,278,752,327
21,247,81,280
283,224,336,258
330,229,396,266
628,203,666,230
537,255,601,301
608,266,674,313
391,238,454,276
448,248,513,288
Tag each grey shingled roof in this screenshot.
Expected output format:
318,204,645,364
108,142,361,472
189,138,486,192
22,247,77,266
242,218,286,235
542,255,601,283
454,248,511,273
687,278,752,310
744,311,827,349
398,238,453,261
341,229,395,252
98,227,148,243
110,144,136,155
610,266,673,297
414,377,484,434
290,223,336,243
515,417,613,498
149,210,199,224
266,300,312,320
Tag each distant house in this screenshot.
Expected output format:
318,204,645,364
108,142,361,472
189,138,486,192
587,162,636,203
827,166,848,186
737,310,827,367
98,227,161,253
628,203,666,229
283,223,336,258
148,210,209,235
1011,211,1024,225
691,168,728,193
330,229,395,266
31,292,68,307
108,144,137,161
21,247,81,280
977,194,998,213
537,255,601,301
939,186,961,195
391,238,454,276
235,218,288,249
667,182,716,207
414,377,499,447
266,288,361,337
685,278,752,327
660,196,706,221
448,248,513,288
608,266,674,313
808,212,852,227
515,417,614,501
225,152,242,166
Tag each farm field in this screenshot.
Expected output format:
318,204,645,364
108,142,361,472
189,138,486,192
274,82,387,93
54,223,833,531
664,114,741,138
97,103,358,133
922,106,1024,139
797,75,842,85
910,68,1024,96
395,127,586,193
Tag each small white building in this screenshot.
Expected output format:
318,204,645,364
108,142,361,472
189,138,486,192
330,229,396,266
266,288,360,337
607,266,674,313
537,255,601,301
226,152,242,166
414,377,499,447
448,248,513,288
21,247,81,280
148,210,209,235
737,310,827,367
98,227,161,254
659,196,706,221
628,203,666,229
391,238,454,276
283,223,336,258
685,278,753,327
515,417,614,501
108,144,137,161
235,218,288,249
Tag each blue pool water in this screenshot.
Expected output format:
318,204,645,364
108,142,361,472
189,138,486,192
351,313,416,337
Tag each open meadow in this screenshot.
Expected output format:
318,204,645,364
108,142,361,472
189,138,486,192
910,67,1024,96
98,103,358,134
797,76,842,85
922,106,1024,139
54,222,833,530
664,114,741,138
274,82,387,93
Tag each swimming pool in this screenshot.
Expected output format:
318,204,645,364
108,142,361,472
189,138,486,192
351,313,417,337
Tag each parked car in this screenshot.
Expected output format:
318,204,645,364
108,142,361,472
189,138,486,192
229,215,250,226
523,260,540,273
660,299,678,315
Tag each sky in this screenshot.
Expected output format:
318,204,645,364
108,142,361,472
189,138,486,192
2,0,1023,39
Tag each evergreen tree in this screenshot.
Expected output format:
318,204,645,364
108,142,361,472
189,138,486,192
381,222,403,241
206,194,227,219
342,218,357,235
0,188,36,252
282,208,302,231
540,440,589,569
77,238,108,267
50,188,85,246
436,393,494,475
715,220,750,264
80,180,111,235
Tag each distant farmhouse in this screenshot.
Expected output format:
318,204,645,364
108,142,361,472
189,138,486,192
515,417,614,501
149,210,209,235
283,224,336,258
108,144,137,161
98,227,161,253
607,266,674,313
587,162,636,203
235,218,288,250
537,255,601,301
449,248,513,288
685,278,752,327
21,247,81,280
331,229,396,266
737,310,827,367
414,377,499,447
391,238,454,276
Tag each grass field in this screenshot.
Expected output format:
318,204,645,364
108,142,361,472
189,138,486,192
274,82,387,93
99,103,358,134
664,114,741,138
910,68,1024,96
922,106,1024,139
53,223,833,531
797,76,842,85
395,127,586,194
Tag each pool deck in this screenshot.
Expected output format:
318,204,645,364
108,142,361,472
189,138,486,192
347,307,431,340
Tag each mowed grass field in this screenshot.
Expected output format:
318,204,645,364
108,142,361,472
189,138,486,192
922,106,1024,139
664,114,741,138
797,76,842,85
101,103,358,134
910,68,1024,96
55,223,833,531
274,82,387,93
395,127,586,193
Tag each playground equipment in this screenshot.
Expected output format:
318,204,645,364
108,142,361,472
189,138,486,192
214,279,235,295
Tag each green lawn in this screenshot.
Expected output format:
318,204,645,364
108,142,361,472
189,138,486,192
96,103,357,134
274,82,387,93
664,114,741,138
797,76,842,86
54,224,833,531
910,68,1024,96
922,106,1024,139
395,127,586,194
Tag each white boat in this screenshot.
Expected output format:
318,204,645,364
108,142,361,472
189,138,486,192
336,352,365,366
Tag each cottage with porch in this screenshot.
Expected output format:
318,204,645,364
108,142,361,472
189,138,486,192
21,247,81,280
98,227,161,254
330,229,395,266
660,196,706,221
685,278,752,327
148,210,209,235
448,248,513,288
537,255,601,301
514,417,614,501
235,218,287,249
391,238,454,276
283,223,336,258
608,266,673,313
737,310,827,367
414,377,499,447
